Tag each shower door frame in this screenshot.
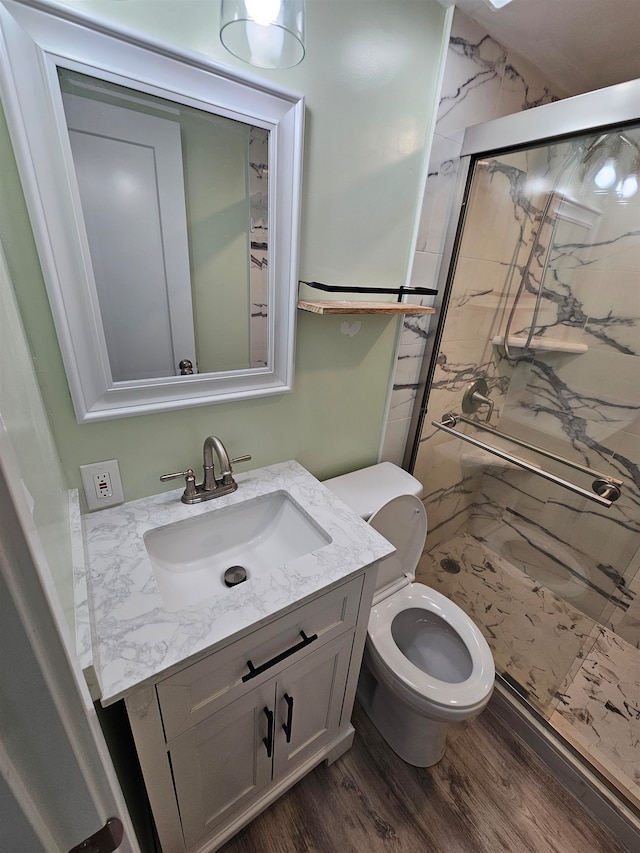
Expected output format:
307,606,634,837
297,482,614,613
403,76,640,471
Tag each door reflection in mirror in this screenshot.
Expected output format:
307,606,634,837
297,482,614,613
58,68,269,381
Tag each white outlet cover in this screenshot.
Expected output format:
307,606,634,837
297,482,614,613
80,459,124,510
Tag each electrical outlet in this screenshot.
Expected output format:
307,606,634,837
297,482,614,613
93,471,113,499
80,459,124,510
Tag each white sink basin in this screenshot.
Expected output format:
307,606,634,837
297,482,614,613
144,490,332,611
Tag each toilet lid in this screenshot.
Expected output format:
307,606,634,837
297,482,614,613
368,495,427,589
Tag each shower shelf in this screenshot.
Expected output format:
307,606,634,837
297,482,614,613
491,335,588,354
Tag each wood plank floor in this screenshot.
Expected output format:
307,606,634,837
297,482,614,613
220,700,627,853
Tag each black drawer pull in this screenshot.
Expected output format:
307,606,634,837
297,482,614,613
282,693,294,743
263,707,274,758
242,630,318,683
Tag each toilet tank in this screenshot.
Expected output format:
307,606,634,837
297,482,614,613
323,462,423,520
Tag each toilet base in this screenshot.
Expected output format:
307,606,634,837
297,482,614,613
357,660,448,768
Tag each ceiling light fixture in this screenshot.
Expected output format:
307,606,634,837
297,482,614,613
220,0,306,69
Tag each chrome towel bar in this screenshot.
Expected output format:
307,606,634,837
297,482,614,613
454,413,623,486
432,414,622,508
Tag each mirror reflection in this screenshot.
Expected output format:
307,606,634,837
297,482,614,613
58,68,269,382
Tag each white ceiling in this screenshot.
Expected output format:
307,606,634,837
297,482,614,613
450,0,640,96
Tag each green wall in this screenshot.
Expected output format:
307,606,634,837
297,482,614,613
181,109,252,372
1,0,448,508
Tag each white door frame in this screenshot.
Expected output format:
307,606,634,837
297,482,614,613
0,452,139,853
0,226,138,851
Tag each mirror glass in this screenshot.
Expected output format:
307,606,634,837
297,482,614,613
58,68,269,381
0,0,303,422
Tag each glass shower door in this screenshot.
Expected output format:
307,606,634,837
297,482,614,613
413,123,640,803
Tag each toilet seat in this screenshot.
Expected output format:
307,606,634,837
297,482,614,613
366,583,495,721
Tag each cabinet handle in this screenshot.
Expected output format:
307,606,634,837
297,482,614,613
242,630,319,683
282,693,294,744
263,707,274,758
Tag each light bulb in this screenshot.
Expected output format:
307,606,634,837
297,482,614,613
245,0,281,26
594,158,617,189
246,19,284,65
619,173,638,199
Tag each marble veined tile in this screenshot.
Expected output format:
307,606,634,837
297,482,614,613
581,269,640,356
414,440,481,550
585,201,640,275
496,49,565,116
458,160,536,267
472,471,636,617
436,12,507,139
416,134,454,254
554,626,640,808
418,135,464,256
388,375,421,423
418,533,640,807
409,248,441,294
417,534,596,713
607,557,640,649
476,510,621,622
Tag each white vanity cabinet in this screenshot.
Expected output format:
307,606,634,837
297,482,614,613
124,572,375,852
81,462,393,850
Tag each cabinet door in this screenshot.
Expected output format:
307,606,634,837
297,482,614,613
169,682,274,850
273,633,354,780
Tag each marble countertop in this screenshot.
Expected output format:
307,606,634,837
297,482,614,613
81,460,393,705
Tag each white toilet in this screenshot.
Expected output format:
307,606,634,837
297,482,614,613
324,462,495,767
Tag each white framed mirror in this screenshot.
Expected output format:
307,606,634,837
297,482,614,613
0,0,304,422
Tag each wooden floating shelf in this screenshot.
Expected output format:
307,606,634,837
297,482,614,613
297,300,435,316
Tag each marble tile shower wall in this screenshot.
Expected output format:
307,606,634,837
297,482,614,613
415,126,640,647
381,10,567,464
409,57,640,649
462,151,640,647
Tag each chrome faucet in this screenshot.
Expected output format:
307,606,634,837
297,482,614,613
203,435,233,490
160,436,251,504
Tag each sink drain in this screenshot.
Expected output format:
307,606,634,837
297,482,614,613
224,565,247,587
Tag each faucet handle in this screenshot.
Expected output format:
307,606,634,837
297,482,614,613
230,455,252,467
160,468,197,499
462,378,495,423
160,468,194,481
217,454,251,487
